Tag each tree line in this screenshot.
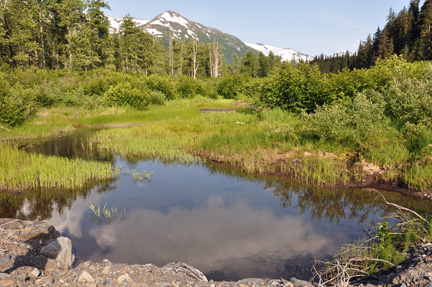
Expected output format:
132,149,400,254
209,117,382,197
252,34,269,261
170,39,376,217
0,0,281,77
312,0,432,73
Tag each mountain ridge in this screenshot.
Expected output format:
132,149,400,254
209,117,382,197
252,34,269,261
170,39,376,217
107,11,313,64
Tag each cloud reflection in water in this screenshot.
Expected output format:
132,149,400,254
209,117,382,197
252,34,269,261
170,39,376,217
87,196,341,280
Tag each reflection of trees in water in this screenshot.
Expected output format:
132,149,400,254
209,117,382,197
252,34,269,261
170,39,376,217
22,129,115,163
202,161,432,224
0,180,118,221
6,129,432,225
266,179,432,223
0,130,118,220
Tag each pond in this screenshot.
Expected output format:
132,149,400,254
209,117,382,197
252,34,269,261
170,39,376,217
2,130,432,281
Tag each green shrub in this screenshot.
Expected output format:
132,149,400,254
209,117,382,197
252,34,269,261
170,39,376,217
216,75,246,99
104,82,151,110
259,63,324,113
145,75,178,100
300,93,385,146
149,90,166,105
0,85,38,127
383,75,432,129
197,79,218,99
177,76,198,98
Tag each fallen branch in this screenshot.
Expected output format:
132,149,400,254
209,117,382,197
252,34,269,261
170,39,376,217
376,193,430,226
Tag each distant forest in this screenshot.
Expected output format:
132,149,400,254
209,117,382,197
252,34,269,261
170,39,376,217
312,0,432,73
0,0,281,77
2,0,431,76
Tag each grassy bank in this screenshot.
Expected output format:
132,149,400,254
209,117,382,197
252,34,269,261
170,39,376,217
1,57,432,196
0,143,114,192
1,98,431,197
87,105,431,195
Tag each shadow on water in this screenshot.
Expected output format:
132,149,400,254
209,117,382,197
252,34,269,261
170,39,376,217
2,129,432,281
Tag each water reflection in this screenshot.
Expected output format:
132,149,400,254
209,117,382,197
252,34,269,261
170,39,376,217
86,199,336,281
20,129,114,162
1,130,431,281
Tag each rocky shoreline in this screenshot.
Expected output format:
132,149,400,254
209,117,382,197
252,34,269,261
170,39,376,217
0,218,431,287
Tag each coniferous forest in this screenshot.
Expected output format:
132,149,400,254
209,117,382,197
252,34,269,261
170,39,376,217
312,0,432,73
0,0,283,76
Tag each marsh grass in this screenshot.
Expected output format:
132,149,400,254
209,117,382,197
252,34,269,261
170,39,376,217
3,99,431,192
89,201,126,224
0,143,114,191
120,166,154,183
89,108,359,186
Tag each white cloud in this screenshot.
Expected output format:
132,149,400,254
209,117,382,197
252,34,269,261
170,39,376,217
87,197,341,278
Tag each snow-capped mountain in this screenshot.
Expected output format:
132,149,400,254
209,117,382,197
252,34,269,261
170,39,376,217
107,11,312,64
107,16,150,33
332,50,355,57
245,43,313,62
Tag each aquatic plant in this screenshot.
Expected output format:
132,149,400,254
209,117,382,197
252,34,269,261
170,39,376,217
88,201,126,224
0,143,114,191
119,166,154,183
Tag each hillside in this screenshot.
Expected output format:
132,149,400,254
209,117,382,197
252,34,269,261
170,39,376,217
108,11,312,64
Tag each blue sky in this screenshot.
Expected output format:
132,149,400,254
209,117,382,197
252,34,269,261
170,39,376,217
104,0,424,57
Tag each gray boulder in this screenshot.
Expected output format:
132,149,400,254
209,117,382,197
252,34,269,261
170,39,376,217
40,237,75,268
162,262,208,282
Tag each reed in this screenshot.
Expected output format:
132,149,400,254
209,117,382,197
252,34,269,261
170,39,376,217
0,143,114,192
3,99,430,193
89,201,126,224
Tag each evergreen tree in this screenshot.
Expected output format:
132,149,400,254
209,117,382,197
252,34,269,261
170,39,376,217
241,51,258,77
118,15,141,73
2,0,40,68
417,0,432,59
376,28,394,59
85,0,111,69
257,52,270,77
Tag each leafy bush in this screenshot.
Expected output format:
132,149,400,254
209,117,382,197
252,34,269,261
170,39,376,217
177,76,198,98
0,85,38,127
259,63,324,113
382,73,432,129
216,74,247,99
145,75,178,100
149,90,166,105
300,93,385,146
104,82,151,110
196,79,218,99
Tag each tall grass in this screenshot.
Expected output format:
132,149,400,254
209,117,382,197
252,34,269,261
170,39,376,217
3,95,431,193
0,143,114,191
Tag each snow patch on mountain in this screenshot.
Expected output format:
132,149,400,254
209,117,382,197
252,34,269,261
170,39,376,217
245,42,313,63
107,16,150,32
159,11,189,28
333,50,354,57
106,11,312,65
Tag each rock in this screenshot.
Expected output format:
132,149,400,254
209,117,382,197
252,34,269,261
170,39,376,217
290,277,313,287
78,270,94,283
40,237,75,268
162,262,208,282
102,265,111,275
238,278,265,284
35,276,54,286
0,278,17,287
0,273,17,287
118,274,133,284
0,254,11,263
30,267,41,278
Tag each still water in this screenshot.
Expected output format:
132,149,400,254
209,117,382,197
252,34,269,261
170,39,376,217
3,130,432,281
